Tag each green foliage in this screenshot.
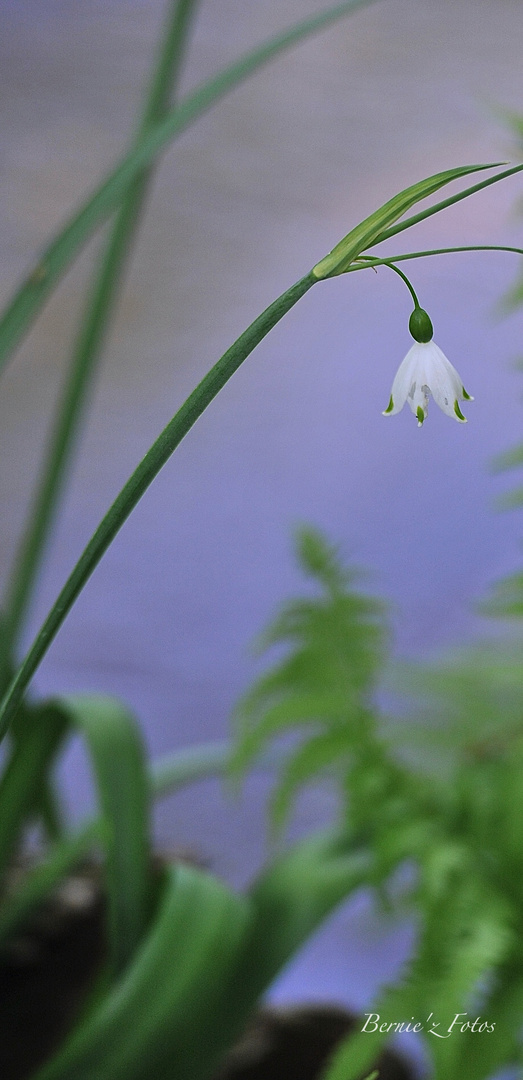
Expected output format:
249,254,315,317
483,107,523,613
0,701,68,878
486,542,523,616
313,160,520,280
0,0,383,380
231,527,387,832
385,642,523,768
0,3,523,1079
0,5,426,1079
232,531,523,1079
33,862,251,1080
57,695,152,976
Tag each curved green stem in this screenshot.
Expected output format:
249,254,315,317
0,272,315,742
0,0,198,677
379,261,421,307
349,244,523,270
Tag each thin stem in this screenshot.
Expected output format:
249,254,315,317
380,261,421,307
0,273,315,742
371,164,523,247
0,0,199,678
349,244,523,269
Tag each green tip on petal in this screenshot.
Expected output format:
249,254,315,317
454,400,467,421
383,394,394,415
462,386,473,400
416,406,425,426
409,307,433,344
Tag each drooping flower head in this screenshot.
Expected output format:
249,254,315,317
383,307,473,426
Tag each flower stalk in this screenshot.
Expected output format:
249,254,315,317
1,162,523,738
0,274,315,742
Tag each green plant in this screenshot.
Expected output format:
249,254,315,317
1,3,523,1079
232,529,523,1080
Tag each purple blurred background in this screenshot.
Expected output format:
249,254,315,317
1,2,523,1071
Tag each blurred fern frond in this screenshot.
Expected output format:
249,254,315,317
231,527,388,833
385,642,523,763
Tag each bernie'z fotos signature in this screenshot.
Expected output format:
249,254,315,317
361,1012,495,1038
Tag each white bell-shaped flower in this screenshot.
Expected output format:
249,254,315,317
383,308,473,426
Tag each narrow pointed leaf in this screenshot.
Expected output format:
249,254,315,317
0,820,104,946
370,161,523,249
0,0,200,663
0,0,377,374
0,273,314,742
319,984,412,1080
57,694,152,976
312,163,501,279
149,738,232,796
149,738,283,797
34,863,250,1080
235,829,372,1001
0,702,68,881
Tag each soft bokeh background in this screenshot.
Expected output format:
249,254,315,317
2,0,523,1067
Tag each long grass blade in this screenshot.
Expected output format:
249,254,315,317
234,829,371,999
0,0,199,667
0,702,68,882
0,737,278,944
32,830,368,1080
58,694,152,976
0,0,377,374
0,273,314,742
33,863,250,1080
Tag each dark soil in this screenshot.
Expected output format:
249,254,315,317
0,865,106,1079
214,1005,417,1080
0,865,417,1080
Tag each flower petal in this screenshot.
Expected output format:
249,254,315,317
383,344,422,415
423,342,469,421
383,339,472,424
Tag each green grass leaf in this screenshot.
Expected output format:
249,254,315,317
0,0,199,664
0,0,378,375
32,830,370,1080
0,701,68,881
319,983,413,1080
312,163,503,279
235,828,372,1001
372,162,523,248
149,738,232,797
33,862,250,1080
0,737,278,946
0,274,315,743
0,820,104,947
57,694,152,977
